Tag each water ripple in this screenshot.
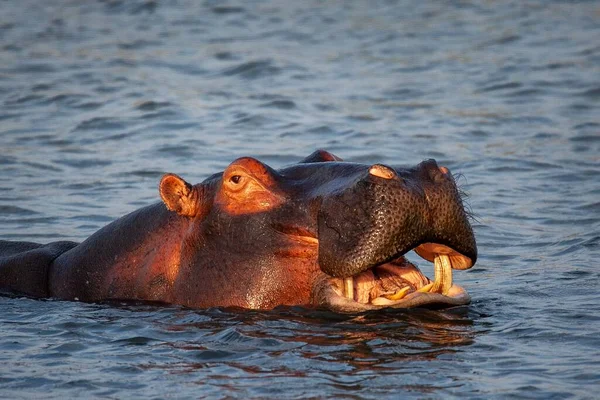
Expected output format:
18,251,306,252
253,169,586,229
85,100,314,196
222,60,281,79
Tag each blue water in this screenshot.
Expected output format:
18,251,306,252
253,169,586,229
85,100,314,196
1,0,599,398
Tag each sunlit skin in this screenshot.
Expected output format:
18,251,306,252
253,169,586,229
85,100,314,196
0,150,476,313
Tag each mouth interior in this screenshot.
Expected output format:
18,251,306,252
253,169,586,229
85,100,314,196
332,244,469,307
278,224,473,308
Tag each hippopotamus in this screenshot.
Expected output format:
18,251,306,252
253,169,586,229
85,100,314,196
0,150,476,313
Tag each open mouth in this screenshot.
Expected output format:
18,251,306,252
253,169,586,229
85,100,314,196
312,243,472,313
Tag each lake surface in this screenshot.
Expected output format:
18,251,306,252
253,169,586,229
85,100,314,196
1,0,599,398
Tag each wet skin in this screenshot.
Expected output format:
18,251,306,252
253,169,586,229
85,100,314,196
0,150,477,313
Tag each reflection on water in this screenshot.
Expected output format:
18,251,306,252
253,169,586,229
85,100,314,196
1,0,599,398
1,297,481,398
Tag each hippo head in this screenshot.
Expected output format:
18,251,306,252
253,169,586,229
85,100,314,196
158,150,477,313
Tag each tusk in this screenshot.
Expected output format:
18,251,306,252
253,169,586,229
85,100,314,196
418,282,434,293
343,277,354,299
417,254,453,294
430,254,453,295
383,286,411,301
371,296,396,306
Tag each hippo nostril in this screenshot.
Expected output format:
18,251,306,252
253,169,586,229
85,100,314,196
424,163,450,184
369,164,396,180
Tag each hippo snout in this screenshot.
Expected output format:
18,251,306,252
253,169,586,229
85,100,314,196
317,159,476,278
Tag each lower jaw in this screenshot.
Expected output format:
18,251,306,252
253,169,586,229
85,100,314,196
311,260,471,314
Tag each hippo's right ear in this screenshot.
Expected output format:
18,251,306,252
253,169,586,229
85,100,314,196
159,174,197,217
301,150,343,163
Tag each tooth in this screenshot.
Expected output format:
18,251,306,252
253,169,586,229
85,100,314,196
417,282,434,293
430,254,453,295
383,286,411,301
343,277,354,300
371,297,396,306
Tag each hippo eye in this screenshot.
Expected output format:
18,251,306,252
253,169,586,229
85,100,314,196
230,175,242,184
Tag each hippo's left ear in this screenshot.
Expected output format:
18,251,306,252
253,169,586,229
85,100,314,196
159,174,198,217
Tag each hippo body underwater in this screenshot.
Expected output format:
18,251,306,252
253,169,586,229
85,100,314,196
0,150,477,313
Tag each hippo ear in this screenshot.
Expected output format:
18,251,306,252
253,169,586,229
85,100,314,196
301,150,343,163
159,174,197,217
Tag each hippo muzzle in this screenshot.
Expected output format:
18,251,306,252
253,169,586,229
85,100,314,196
311,159,477,313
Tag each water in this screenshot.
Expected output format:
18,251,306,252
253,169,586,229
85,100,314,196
1,0,599,398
